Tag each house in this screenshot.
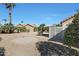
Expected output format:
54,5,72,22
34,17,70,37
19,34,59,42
49,14,76,41
25,24,35,32
16,24,24,27
60,14,76,30
16,24,35,32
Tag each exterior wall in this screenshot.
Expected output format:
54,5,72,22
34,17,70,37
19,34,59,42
49,26,63,39
49,16,75,41
16,24,35,32
49,26,56,39
49,26,65,42
62,17,74,30
25,25,34,32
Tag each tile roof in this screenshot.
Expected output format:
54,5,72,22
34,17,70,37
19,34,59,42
16,24,35,27
25,24,35,27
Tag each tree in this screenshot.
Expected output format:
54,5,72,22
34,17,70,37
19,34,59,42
3,3,16,33
38,24,45,35
64,11,79,47
45,26,49,32
38,24,45,32
4,3,16,24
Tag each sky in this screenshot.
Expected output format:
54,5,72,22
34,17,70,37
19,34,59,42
0,3,79,26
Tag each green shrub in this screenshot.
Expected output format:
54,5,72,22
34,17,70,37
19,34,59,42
0,23,15,33
15,26,27,32
15,27,21,33
64,12,79,47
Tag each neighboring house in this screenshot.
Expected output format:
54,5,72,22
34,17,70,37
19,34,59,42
16,24,35,32
16,24,24,27
25,24,35,32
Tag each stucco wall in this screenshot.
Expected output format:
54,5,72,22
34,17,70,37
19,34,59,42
62,17,74,30
49,16,75,42
49,26,64,42
25,26,34,32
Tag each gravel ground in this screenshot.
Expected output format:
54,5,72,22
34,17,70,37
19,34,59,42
0,32,48,56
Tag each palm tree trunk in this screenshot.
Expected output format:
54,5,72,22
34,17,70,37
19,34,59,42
8,7,12,33
9,7,12,25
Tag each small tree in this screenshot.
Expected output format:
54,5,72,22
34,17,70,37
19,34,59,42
64,11,79,47
45,26,49,32
38,24,45,35
38,24,45,32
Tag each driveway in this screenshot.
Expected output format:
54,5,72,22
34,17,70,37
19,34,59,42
0,32,48,56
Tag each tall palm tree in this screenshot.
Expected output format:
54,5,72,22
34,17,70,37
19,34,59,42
4,3,16,24
3,3,16,33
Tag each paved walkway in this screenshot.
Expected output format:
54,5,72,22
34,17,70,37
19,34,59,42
0,32,48,56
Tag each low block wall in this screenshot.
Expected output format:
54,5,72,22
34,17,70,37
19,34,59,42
49,26,64,42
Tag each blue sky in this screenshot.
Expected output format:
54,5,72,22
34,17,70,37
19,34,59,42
0,3,79,26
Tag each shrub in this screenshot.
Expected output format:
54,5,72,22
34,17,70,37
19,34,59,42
15,26,27,32
15,27,21,33
21,26,27,32
64,12,79,47
0,23,15,33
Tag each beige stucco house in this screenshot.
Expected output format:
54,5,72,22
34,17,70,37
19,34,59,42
16,24,35,32
49,14,77,39
16,24,23,27
60,14,75,30
25,24,35,32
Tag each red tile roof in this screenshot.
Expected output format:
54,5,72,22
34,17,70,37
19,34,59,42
16,24,35,27
16,24,24,26
25,24,35,27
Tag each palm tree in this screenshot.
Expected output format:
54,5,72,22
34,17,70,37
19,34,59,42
4,3,16,24
3,3,16,33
